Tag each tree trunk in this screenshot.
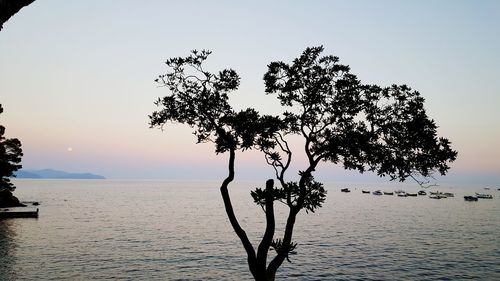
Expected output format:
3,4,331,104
254,179,276,280
266,208,298,278
219,148,261,279
219,150,281,281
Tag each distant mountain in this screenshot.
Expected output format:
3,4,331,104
15,170,42,178
15,169,105,179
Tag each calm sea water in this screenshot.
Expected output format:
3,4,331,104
1,180,499,280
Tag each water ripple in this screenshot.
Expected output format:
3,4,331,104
1,180,499,280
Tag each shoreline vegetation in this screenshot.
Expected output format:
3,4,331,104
0,188,25,207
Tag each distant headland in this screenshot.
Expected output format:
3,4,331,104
15,169,105,179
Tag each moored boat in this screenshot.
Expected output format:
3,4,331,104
341,188,350,193
407,193,417,197
418,190,427,196
372,190,383,195
362,190,370,194
383,191,393,195
464,196,478,201
475,193,493,199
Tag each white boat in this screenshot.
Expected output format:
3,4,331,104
475,193,493,199
372,190,383,195
397,191,408,197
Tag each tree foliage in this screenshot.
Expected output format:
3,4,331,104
150,47,457,281
0,104,23,191
0,0,36,31
264,46,457,185
150,50,281,155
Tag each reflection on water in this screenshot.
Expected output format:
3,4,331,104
1,180,499,280
0,219,18,281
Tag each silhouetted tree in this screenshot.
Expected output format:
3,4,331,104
0,0,36,31
0,104,23,192
150,47,457,280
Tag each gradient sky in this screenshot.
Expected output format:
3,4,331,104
1,0,499,184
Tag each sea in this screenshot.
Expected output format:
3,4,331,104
1,180,499,281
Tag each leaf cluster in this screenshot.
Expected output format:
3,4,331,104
270,238,297,263
363,85,458,181
0,104,23,191
251,174,326,213
150,50,286,155
263,46,457,183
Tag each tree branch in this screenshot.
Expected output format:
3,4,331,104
267,208,298,277
219,148,257,268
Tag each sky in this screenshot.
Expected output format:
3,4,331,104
1,0,499,184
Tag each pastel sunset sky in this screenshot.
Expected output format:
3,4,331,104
1,0,499,184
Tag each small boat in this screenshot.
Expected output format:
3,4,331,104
475,193,493,199
407,193,417,197
429,194,446,199
341,188,350,193
362,190,370,194
394,189,404,194
418,190,427,196
397,192,408,197
372,190,383,195
484,187,490,190
429,191,453,198
383,191,394,195
464,196,478,201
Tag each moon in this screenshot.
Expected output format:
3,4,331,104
67,147,73,152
